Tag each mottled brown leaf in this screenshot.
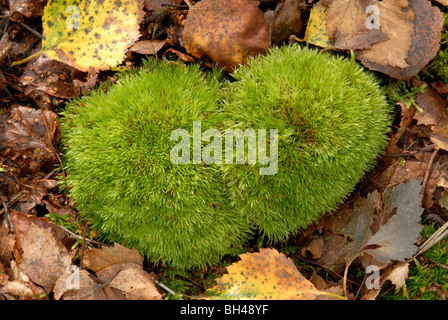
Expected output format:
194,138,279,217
266,0,304,46
412,79,448,151
20,54,97,99
144,0,182,10
10,211,72,291
84,243,143,273
358,0,443,79
130,40,166,55
0,106,60,174
97,263,162,300
183,0,271,72
9,0,47,20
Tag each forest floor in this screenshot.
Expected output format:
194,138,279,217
0,0,447,301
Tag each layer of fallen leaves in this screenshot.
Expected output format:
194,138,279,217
305,0,444,80
0,211,163,300
0,0,447,301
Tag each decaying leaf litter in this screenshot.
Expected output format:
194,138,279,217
0,0,447,300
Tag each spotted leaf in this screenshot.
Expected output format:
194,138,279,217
12,0,144,71
205,248,344,300
303,1,332,48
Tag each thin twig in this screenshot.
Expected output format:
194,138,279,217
57,224,108,247
415,221,448,257
1,199,15,233
421,148,438,196
17,21,42,39
292,253,359,286
80,222,89,270
150,276,178,296
426,258,448,270
184,0,193,7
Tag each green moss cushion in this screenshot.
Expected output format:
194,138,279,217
217,45,393,241
61,45,393,268
61,60,251,268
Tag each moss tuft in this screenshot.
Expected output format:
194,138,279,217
60,59,251,269
61,46,393,267
217,45,393,242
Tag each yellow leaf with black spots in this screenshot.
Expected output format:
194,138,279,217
205,248,346,300
12,0,144,71
303,2,332,48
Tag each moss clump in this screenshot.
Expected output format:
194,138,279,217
218,45,393,241
61,59,251,269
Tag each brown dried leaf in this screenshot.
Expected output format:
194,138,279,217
130,40,166,55
163,48,195,62
83,243,143,273
20,54,97,99
9,0,46,20
0,221,15,263
183,0,271,72
144,0,182,10
21,178,58,212
97,263,162,300
267,0,305,46
412,79,448,151
302,236,324,259
54,268,100,300
2,279,46,299
356,0,415,69
358,0,443,80
0,106,60,174
10,211,72,290
326,0,367,38
386,262,409,291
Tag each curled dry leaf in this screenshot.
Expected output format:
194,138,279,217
56,244,162,300
265,0,304,46
0,106,60,174
0,220,15,263
10,211,72,291
83,243,143,273
412,79,448,151
97,263,162,300
20,178,59,213
20,54,98,100
2,280,46,300
326,0,443,80
183,0,271,72
144,0,182,10
8,0,47,20
130,40,166,55
386,262,409,291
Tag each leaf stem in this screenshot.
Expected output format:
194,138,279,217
317,291,348,300
10,49,44,67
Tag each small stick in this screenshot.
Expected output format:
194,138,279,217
421,148,438,196
1,199,15,233
58,224,108,247
150,276,178,296
79,221,89,270
17,21,42,39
